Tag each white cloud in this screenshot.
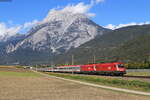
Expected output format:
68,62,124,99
0,20,38,37
86,13,96,17
20,20,39,33
0,22,21,37
62,2,93,16
105,22,150,30
105,24,116,30
91,0,104,5
23,20,38,29
95,0,105,4
46,0,105,18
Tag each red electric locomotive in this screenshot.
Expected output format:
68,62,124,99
51,62,126,76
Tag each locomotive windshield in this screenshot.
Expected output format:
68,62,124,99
117,64,124,68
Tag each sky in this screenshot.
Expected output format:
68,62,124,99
0,0,150,36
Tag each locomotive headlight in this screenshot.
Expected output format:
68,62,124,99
108,66,111,70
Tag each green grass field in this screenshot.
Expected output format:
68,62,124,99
126,72,150,76
0,71,41,77
45,72,150,92
0,65,41,77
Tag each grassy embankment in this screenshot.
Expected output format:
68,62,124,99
45,72,150,92
126,72,150,76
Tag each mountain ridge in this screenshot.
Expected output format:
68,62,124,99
51,24,150,65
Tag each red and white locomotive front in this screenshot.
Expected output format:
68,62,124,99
80,62,126,75
114,62,126,75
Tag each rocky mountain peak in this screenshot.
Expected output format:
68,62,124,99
43,9,87,23
4,11,110,57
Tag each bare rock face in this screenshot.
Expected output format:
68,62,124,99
6,11,110,54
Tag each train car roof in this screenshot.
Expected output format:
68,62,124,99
83,62,123,66
57,62,123,68
58,65,82,68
